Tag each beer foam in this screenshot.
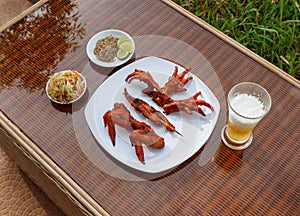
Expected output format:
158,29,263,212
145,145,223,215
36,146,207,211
231,94,265,118
229,94,265,130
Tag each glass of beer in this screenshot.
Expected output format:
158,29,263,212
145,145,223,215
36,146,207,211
222,82,272,150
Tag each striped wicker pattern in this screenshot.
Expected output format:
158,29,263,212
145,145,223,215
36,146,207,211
0,0,299,215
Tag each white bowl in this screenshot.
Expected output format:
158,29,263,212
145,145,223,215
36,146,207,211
86,29,135,67
46,70,87,104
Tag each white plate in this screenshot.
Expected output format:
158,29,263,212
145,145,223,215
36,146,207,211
86,29,135,67
85,56,220,173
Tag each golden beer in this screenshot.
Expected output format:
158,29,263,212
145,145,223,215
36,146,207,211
226,120,255,143
226,93,265,144
222,82,272,150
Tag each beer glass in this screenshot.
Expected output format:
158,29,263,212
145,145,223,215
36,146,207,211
222,82,272,150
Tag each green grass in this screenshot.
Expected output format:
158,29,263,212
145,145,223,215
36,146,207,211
173,0,300,80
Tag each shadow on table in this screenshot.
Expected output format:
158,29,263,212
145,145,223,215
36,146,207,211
49,89,90,114
212,142,244,172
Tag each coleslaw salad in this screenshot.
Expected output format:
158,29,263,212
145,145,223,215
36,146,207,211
46,70,86,104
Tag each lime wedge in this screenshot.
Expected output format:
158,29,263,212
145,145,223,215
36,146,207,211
117,37,130,47
119,41,133,53
117,49,129,60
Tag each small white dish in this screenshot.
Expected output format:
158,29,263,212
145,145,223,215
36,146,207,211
86,29,135,67
46,70,87,104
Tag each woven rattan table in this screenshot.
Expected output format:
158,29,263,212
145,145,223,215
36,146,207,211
0,0,299,215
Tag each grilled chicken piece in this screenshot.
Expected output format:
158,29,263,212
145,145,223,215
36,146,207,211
162,66,193,96
163,92,214,116
103,103,164,163
124,88,182,136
